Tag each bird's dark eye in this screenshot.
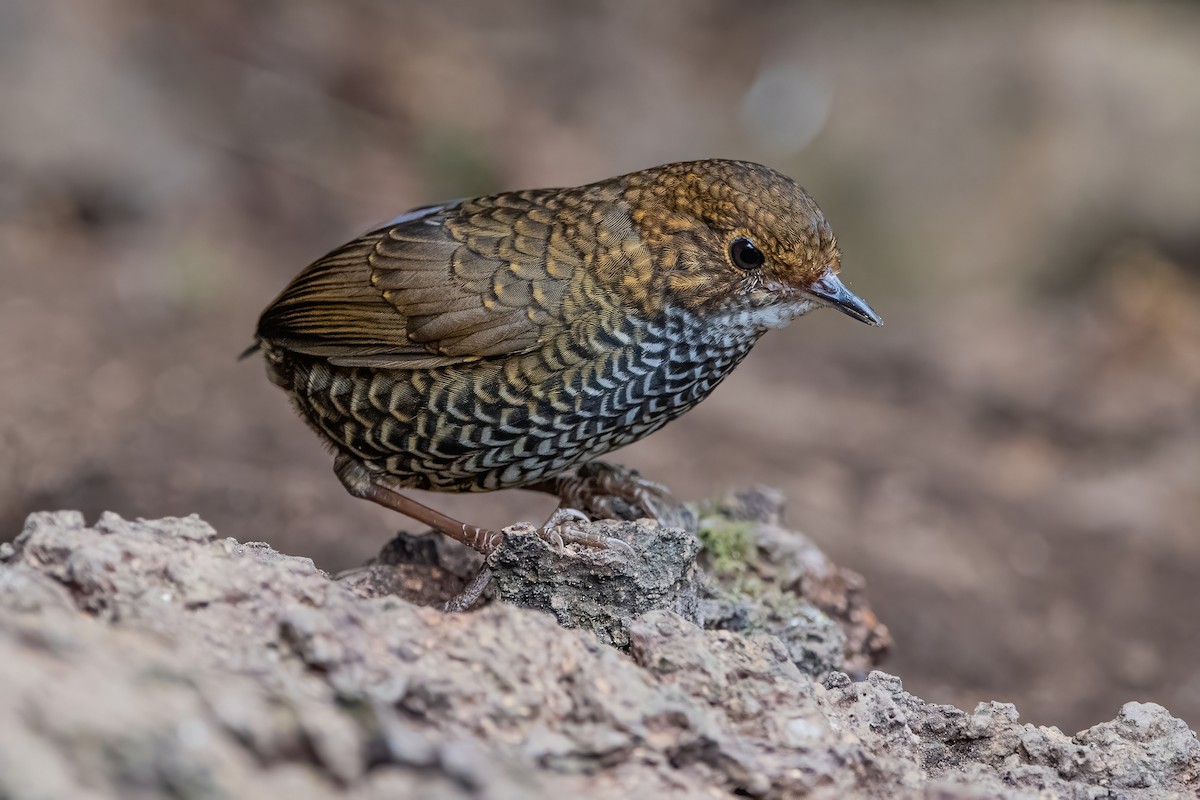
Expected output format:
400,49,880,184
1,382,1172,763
729,237,765,271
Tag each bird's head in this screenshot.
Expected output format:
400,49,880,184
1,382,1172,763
624,159,881,332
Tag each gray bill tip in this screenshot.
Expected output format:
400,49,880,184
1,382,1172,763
806,273,883,326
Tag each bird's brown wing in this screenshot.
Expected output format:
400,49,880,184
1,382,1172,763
257,191,607,368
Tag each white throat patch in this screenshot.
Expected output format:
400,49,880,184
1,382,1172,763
696,299,819,343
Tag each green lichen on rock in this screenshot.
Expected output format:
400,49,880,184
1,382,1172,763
688,504,840,676
695,515,755,576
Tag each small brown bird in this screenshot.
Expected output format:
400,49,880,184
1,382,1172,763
251,159,880,598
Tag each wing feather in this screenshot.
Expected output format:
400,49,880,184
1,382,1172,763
255,191,606,367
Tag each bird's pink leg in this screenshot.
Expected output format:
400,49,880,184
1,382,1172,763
335,454,504,555
334,456,633,610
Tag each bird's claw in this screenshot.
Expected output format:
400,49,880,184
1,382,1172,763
563,462,679,523
628,479,672,520
537,507,635,556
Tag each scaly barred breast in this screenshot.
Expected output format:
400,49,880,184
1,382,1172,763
262,305,762,492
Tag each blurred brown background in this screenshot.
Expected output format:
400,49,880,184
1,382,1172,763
2,0,1199,735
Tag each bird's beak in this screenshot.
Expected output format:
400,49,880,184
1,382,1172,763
805,272,883,326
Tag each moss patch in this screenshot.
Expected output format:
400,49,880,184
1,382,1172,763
696,517,755,576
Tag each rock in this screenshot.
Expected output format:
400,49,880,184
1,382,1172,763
488,520,702,649
1,507,1196,799
344,487,887,678
695,488,891,677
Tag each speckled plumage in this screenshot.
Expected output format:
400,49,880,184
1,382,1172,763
261,302,761,492
253,159,880,562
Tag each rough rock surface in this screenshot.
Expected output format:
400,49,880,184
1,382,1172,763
343,487,889,674
1,503,1196,799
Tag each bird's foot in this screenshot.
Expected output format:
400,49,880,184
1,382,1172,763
545,461,678,523
536,507,634,556
442,565,494,613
